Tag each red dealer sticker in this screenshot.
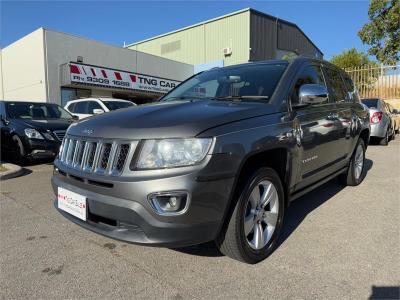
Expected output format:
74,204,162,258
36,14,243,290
70,65,80,74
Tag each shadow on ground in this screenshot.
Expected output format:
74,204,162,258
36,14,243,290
173,159,373,258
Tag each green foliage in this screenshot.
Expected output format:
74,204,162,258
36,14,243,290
330,48,377,70
358,0,400,65
281,53,298,61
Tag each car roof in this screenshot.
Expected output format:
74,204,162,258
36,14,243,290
67,98,130,103
200,57,343,73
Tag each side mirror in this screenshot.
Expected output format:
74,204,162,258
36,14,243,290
299,84,328,105
93,108,105,115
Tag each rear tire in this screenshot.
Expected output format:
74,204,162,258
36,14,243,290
340,138,366,186
379,127,389,146
215,167,285,264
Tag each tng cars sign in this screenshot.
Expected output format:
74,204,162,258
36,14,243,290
67,63,180,93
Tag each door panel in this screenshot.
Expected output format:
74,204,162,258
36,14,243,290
294,103,342,190
323,67,356,159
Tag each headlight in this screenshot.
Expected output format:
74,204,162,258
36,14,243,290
24,128,44,139
135,138,213,169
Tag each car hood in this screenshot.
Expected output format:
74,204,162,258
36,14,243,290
68,100,276,139
16,119,75,131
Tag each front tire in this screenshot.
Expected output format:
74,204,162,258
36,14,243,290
216,167,285,264
12,135,27,164
340,138,366,186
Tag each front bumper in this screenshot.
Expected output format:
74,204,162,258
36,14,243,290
24,138,61,159
51,156,235,247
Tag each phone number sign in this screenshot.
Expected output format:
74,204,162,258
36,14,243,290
69,63,179,93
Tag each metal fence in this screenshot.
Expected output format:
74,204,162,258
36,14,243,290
345,65,400,100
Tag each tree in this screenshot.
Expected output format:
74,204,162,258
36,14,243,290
330,48,377,70
358,0,400,65
281,53,298,61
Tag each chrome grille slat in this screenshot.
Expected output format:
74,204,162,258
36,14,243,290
106,143,118,174
72,140,80,167
66,139,76,164
59,136,135,176
92,142,103,172
80,142,90,170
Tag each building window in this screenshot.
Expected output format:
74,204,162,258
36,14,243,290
61,87,91,107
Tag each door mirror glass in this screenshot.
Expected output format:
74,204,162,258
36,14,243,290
92,108,105,115
299,84,328,105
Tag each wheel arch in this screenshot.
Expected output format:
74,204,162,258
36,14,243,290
217,147,291,236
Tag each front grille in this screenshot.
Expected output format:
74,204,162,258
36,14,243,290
59,136,135,176
53,130,66,141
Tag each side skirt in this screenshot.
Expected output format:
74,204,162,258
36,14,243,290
289,167,347,202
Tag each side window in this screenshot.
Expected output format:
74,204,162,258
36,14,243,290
87,101,102,114
383,102,390,113
67,103,76,113
74,102,88,114
341,74,356,102
324,68,347,102
290,65,325,105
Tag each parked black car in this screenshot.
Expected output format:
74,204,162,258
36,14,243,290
52,58,370,263
0,101,77,162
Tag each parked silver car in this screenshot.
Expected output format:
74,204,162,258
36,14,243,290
361,98,395,145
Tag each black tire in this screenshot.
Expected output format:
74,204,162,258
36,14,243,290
339,138,366,186
12,135,27,164
215,167,285,264
379,127,389,146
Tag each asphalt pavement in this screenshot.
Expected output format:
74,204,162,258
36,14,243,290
1,140,399,299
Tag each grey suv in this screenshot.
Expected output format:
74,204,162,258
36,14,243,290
52,58,370,263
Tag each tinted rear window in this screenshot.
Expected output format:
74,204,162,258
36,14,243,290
103,101,133,111
362,99,378,108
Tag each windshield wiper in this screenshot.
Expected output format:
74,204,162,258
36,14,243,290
213,95,269,102
161,96,207,101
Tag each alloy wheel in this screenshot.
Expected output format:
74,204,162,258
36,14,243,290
354,144,364,180
243,180,279,250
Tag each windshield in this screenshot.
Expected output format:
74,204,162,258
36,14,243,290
6,102,73,119
162,63,288,102
103,101,134,111
362,99,378,108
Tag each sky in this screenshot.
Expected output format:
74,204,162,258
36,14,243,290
1,0,371,60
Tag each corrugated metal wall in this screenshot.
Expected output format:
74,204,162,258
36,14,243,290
128,9,322,66
250,10,322,61
277,21,321,58
249,12,277,61
129,10,250,66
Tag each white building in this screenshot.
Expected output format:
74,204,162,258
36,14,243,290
0,28,194,106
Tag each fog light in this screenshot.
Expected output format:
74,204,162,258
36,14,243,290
148,191,189,215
